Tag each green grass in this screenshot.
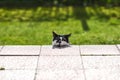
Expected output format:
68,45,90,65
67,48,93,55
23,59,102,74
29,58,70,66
0,6,120,45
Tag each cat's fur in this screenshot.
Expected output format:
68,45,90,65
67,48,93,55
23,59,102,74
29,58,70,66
52,31,71,48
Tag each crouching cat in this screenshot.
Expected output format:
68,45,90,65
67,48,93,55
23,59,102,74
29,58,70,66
52,31,71,48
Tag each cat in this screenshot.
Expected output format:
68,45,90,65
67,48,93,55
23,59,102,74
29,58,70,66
52,31,71,48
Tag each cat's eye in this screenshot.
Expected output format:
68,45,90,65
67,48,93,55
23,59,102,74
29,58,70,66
55,37,59,40
62,38,66,41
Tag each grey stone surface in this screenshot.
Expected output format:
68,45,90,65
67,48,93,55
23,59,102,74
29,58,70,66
117,45,120,51
0,56,38,70
41,45,80,56
0,45,120,80
0,45,40,55
0,70,35,80
82,56,120,80
36,70,85,80
80,45,120,55
38,56,83,70
0,46,3,51
36,56,85,80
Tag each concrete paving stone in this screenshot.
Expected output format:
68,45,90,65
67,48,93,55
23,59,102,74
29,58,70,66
0,46,3,51
80,45,120,55
0,56,38,70
0,70,35,80
37,56,85,80
82,56,120,69
82,56,120,80
41,45,80,56
117,44,120,51
36,70,85,80
38,56,83,70
0,45,40,55
85,69,120,80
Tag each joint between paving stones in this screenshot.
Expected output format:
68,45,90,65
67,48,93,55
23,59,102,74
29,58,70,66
34,46,42,80
116,45,120,55
79,45,87,80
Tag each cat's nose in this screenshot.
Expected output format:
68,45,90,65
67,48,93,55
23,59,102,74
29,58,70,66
58,40,61,43
57,40,61,43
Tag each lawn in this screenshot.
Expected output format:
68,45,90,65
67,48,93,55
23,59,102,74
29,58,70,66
0,6,120,45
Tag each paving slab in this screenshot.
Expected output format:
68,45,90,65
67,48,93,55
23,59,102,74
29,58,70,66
0,45,40,55
0,46,3,51
36,56,85,80
117,44,120,51
80,45,120,56
38,56,83,70
36,70,85,80
41,45,80,56
82,56,120,80
0,56,38,70
0,70,35,80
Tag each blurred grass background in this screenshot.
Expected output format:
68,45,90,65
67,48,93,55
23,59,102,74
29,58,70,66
0,1,120,45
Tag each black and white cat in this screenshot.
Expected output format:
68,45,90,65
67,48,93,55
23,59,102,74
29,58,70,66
52,31,71,48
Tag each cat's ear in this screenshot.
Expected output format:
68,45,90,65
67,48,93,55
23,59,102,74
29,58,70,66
65,33,71,37
53,31,58,37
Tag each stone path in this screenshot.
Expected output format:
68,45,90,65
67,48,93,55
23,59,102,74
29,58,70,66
0,45,120,80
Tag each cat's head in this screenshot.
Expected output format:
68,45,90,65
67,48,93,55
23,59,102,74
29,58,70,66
52,31,71,48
